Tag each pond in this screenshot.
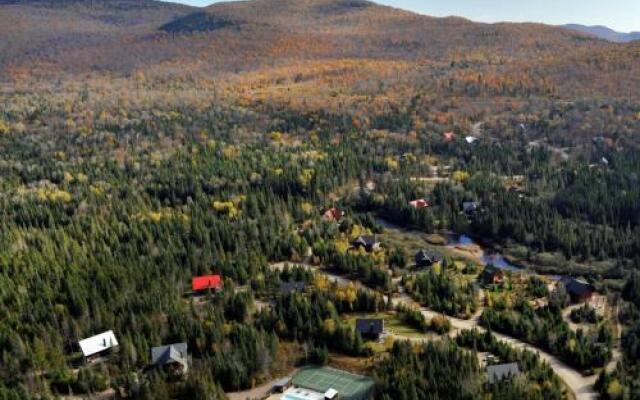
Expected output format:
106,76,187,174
448,234,520,271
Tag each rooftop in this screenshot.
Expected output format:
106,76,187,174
487,362,520,384
78,330,118,357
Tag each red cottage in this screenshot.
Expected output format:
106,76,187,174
192,275,222,292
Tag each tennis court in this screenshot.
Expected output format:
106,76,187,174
291,366,375,400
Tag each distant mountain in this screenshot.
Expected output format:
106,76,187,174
562,24,640,42
1,0,639,98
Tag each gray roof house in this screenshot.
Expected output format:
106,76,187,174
463,202,480,214
486,362,520,384
280,281,307,295
351,235,381,252
414,250,443,268
356,318,384,340
151,343,189,374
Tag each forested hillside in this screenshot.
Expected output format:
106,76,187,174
1,0,640,399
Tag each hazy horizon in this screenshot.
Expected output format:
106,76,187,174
162,0,640,33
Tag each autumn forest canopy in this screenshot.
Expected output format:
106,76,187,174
0,0,640,399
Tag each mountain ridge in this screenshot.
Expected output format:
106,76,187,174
562,24,640,42
1,0,638,99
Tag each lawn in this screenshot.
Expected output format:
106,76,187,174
343,311,436,340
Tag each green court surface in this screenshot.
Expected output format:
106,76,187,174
292,366,375,400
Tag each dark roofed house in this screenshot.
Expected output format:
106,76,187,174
280,281,307,295
356,318,384,341
561,277,595,303
151,343,189,375
463,202,479,215
480,265,504,286
414,249,442,268
351,235,381,252
486,362,520,385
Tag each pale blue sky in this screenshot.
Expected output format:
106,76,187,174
165,0,640,32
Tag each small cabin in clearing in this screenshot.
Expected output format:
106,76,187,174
355,318,384,341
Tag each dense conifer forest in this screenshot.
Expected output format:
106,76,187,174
1,0,639,399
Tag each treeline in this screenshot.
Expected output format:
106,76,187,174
404,270,478,318
596,271,640,398
374,334,565,400
456,329,565,400
256,287,385,356
480,300,612,371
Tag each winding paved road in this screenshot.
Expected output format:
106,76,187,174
269,261,600,399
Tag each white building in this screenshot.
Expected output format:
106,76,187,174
78,330,119,358
281,387,339,400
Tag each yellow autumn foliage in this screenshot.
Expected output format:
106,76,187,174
607,379,623,399
313,275,330,291
384,156,399,171
135,208,189,223
36,189,72,203
298,169,314,186
0,119,10,135
333,239,351,254
269,131,283,142
336,282,358,305
452,170,470,182
222,145,240,158
301,202,314,214
323,319,336,335
213,201,240,218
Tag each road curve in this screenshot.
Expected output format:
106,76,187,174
268,261,599,400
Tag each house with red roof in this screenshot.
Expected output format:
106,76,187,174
192,275,222,293
323,207,344,222
409,199,430,209
443,132,456,142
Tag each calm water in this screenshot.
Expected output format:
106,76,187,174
448,234,520,271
